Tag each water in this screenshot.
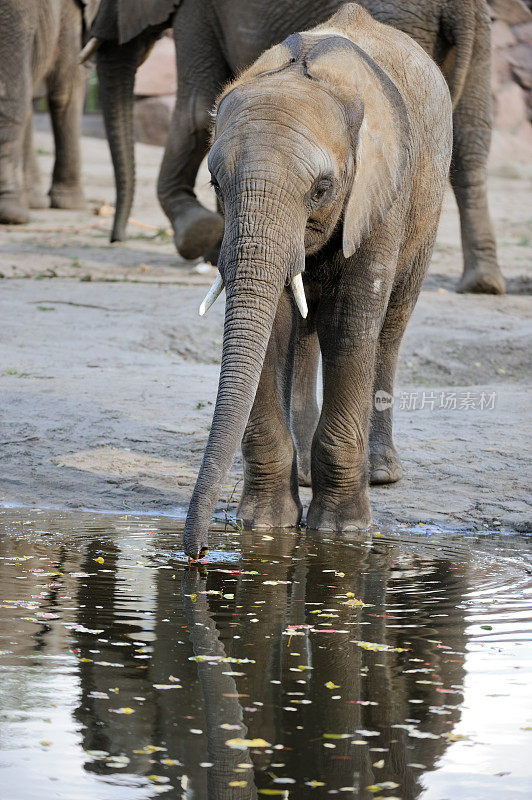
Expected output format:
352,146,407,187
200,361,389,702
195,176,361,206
0,509,531,799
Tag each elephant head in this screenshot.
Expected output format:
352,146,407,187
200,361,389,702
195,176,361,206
183,5,409,559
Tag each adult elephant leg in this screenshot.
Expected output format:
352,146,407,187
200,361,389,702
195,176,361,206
157,19,228,260
450,13,505,295
0,11,32,224
238,289,302,529
23,110,47,209
46,9,86,211
291,280,321,487
369,238,435,484
307,256,385,532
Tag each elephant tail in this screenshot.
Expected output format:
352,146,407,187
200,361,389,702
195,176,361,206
442,0,479,109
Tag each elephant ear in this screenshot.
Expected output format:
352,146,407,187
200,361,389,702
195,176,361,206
305,37,409,258
91,0,179,44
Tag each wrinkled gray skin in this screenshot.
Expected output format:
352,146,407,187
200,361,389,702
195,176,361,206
0,0,99,224
93,0,504,295
182,4,453,558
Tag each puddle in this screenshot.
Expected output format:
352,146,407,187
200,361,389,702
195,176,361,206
0,509,531,799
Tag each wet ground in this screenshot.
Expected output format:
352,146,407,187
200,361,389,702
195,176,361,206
0,510,531,799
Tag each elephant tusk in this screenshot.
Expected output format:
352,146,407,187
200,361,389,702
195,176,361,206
290,273,308,319
199,273,224,316
79,37,101,64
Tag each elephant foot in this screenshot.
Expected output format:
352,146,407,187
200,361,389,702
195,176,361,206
0,197,30,224
174,205,225,261
456,263,505,295
28,190,49,210
369,444,403,485
306,494,371,532
50,184,86,210
237,490,302,530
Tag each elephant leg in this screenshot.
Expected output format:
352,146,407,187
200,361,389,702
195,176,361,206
0,21,31,224
307,266,384,532
0,134,30,224
450,20,505,295
369,239,435,485
291,283,321,487
237,290,302,529
156,21,228,260
46,6,86,212
23,110,47,209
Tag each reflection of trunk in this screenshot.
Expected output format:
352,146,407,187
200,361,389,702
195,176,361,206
96,40,140,242
184,212,300,558
182,571,258,799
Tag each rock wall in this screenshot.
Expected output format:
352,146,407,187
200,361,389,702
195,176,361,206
133,2,532,155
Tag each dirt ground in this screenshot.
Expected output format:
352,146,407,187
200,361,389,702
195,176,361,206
0,127,530,531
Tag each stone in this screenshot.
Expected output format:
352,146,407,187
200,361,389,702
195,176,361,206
134,37,177,97
492,49,513,93
491,19,517,48
134,95,175,146
507,43,532,88
494,81,528,128
488,0,532,25
513,21,532,44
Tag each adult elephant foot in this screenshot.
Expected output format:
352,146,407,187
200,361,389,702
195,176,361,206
0,197,29,224
28,190,49,209
237,490,302,530
456,263,505,295
50,184,86,210
306,496,371,532
369,445,403,485
173,204,225,261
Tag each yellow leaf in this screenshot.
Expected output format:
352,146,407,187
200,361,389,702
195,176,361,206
226,738,271,749
229,781,248,787
325,681,340,689
94,557,104,564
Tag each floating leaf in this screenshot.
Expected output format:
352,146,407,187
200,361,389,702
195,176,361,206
226,738,271,750
109,707,134,715
366,782,400,793
147,775,170,784
153,684,181,690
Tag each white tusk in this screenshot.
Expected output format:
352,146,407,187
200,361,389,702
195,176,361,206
290,273,308,318
79,38,101,64
199,273,224,316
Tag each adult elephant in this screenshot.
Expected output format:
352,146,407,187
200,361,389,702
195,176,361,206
182,3,453,558
0,0,100,224
91,0,504,295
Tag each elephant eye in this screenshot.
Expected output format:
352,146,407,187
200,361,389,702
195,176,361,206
310,178,333,205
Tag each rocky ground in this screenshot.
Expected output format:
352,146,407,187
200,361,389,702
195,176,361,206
0,129,530,531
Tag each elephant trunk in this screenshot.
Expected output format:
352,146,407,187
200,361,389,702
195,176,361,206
97,40,141,242
183,207,303,559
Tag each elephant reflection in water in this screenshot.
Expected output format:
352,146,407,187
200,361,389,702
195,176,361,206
68,530,468,798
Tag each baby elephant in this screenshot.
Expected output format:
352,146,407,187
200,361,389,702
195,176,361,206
184,3,452,559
